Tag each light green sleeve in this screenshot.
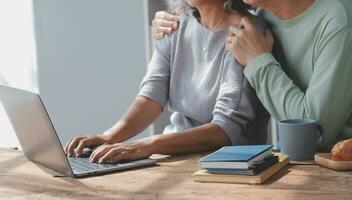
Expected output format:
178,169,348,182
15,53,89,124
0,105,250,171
243,27,352,148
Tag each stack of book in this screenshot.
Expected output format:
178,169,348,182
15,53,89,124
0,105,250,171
194,145,290,184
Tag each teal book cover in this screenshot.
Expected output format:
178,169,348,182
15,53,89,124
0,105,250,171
200,145,273,163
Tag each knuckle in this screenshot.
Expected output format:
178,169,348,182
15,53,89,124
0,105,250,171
155,11,161,18
101,147,112,155
112,148,120,153
156,20,163,27
72,138,80,143
80,139,87,145
160,19,167,26
122,149,131,154
158,11,167,19
101,145,109,152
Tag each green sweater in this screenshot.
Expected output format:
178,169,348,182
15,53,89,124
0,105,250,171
245,0,352,149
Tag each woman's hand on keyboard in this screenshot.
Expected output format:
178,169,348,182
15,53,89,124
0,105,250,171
88,137,156,164
65,134,111,158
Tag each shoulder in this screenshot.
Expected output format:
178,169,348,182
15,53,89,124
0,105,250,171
320,0,352,30
155,12,194,47
310,0,352,44
258,0,352,38
173,11,199,37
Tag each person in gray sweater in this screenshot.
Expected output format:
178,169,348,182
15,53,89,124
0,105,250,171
65,0,269,164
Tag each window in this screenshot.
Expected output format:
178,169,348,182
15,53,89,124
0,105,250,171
0,0,37,147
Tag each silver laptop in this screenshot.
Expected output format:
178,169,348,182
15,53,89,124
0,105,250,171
0,85,156,177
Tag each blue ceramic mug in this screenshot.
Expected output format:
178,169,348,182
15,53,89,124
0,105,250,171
277,119,322,161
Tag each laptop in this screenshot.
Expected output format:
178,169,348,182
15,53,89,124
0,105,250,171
0,85,156,177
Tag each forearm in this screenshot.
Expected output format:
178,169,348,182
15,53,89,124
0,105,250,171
104,96,162,143
244,52,352,148
151,123,231,155
244,53,304,119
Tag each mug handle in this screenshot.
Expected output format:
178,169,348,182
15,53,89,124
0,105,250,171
316,125,323,144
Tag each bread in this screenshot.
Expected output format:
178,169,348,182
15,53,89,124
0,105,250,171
331,139,352,161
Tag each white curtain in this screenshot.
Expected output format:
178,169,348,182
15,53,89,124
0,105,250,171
0,0,37,148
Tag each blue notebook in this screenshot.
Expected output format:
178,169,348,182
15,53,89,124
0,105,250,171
200,145,273,169
206,155,279,175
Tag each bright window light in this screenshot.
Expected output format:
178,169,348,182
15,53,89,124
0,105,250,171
0,0,37,92
0,0,37,148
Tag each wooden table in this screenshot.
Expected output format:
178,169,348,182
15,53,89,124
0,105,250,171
0,149,351,200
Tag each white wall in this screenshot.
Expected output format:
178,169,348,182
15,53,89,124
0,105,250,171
33,0,150,145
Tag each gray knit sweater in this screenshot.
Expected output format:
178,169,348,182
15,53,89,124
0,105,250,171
138,13,268,145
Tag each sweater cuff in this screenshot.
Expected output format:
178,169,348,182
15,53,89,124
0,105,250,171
211,114,244,145
137,84,168,109
244,53,277,82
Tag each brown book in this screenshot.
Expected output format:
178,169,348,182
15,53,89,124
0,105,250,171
194,153,290,184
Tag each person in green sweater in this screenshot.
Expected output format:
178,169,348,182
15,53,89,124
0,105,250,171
153,0,352,150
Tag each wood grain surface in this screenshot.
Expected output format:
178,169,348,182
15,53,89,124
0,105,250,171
315,153,352,171
1,149,352,200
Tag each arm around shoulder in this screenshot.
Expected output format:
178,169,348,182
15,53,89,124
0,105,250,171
243,26,352,148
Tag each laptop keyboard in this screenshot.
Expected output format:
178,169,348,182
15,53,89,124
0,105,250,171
68,157,117,173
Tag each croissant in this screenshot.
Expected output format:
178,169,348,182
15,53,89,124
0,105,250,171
331,139,352,161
